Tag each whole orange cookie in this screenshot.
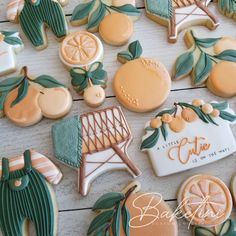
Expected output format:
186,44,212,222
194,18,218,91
87,182,178,236
113,41,171,112
178,175,232,227
99,13,133,46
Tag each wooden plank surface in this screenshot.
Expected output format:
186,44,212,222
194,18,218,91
0,0,236,235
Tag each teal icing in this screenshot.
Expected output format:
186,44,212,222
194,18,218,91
218,0,236,17
145,0,172,19
19,0,68,48
0,150,56,236
52,116,83,168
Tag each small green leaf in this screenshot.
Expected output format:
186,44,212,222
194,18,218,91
128,41,142,59
156,107,177,117
91,69,107,85
220,110,236,122
87,2,106,31
89,61,103,72
0,92,8,112
211,101,228,111
195,38,221,48
216,50,236,62
70,68,87,86
0,76,25,93
141,129,159,150
4,36,22,45
11,79,29,107
109,4,141,16
34,75,65,88
174,51,194,80
122,205,130,236
77,78,88,93
112,204,121,236
194,52,212,85
1,31,17,37
93,192,125,210
71,0,95,22
117,51,134,62
160,123,168,141
194,227,215,236
87,210,114,235
205,114,218,126
94,225,109,236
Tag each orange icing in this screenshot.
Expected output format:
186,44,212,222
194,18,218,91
60,32,99,65
214,37,236,54
208,61,236,97
4,85,42,126
113,58,171,112
99,13,133,46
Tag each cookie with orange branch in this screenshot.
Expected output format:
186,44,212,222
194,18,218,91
141,99,236,176
0,66,72,126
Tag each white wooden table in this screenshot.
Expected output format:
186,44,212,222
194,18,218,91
0,1,236,235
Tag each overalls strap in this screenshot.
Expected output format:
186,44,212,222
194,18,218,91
1,158,9,181
24,150,32,172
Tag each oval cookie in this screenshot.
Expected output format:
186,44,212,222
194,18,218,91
178,175,232,227
59,31,103,69
99,13,133,46
113,57,171,112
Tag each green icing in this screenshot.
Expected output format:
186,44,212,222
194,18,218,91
145,0,172,19
218,0,236,20
33,75,65,88
122,205,130,236
52,116,83,168
0,150,56,236
1,31,23,46
112,203,121,236
19,0,68,48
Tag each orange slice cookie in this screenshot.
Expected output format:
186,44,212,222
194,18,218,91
87,182,178,236
99,13,133,46
178,175,232,227
113,41,171,112
59,31,103,69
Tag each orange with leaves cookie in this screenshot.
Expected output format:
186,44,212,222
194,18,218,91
113,41,171,112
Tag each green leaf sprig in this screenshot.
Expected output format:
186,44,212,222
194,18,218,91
141,101,236,150
0,66,66,112
70,62,107,93
70,0,141,32
117,40,143,63
173,30,236,85
0,31,23,46
87,185,136,236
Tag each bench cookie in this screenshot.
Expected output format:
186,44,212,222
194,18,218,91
145,0,219,43
1,66,72,126
70,62,107,107
7,0,68,50
173,30,236,97
87,182,178,236
178,175,232,227
0,31,24,76
52,106,141,196
60,31,104,70
141,99,236,176
113,41,171,112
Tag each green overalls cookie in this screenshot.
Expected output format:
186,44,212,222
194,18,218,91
0,150,57,236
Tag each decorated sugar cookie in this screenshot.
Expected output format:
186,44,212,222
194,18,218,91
52,106,141,196
217,0,236,21
0,149,62,236
0,31,24,76
7,0,68,50
87,182,178,235
60,31,104,70
70,62,107,107
145,0,219,43
0,66,72,126
194,219,236,236
178,175,232,227
230,173,236,207
173,30,236,97
70,0,141,45
141,99,236,176
113,41,171,112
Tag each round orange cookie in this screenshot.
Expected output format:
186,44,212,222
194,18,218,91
59,31,103,69
178,175,232,227
4,85,42,127
99,13,133,46
113,58,171,112
207,61,236,97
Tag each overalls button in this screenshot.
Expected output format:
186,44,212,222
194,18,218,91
14,180,22,187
